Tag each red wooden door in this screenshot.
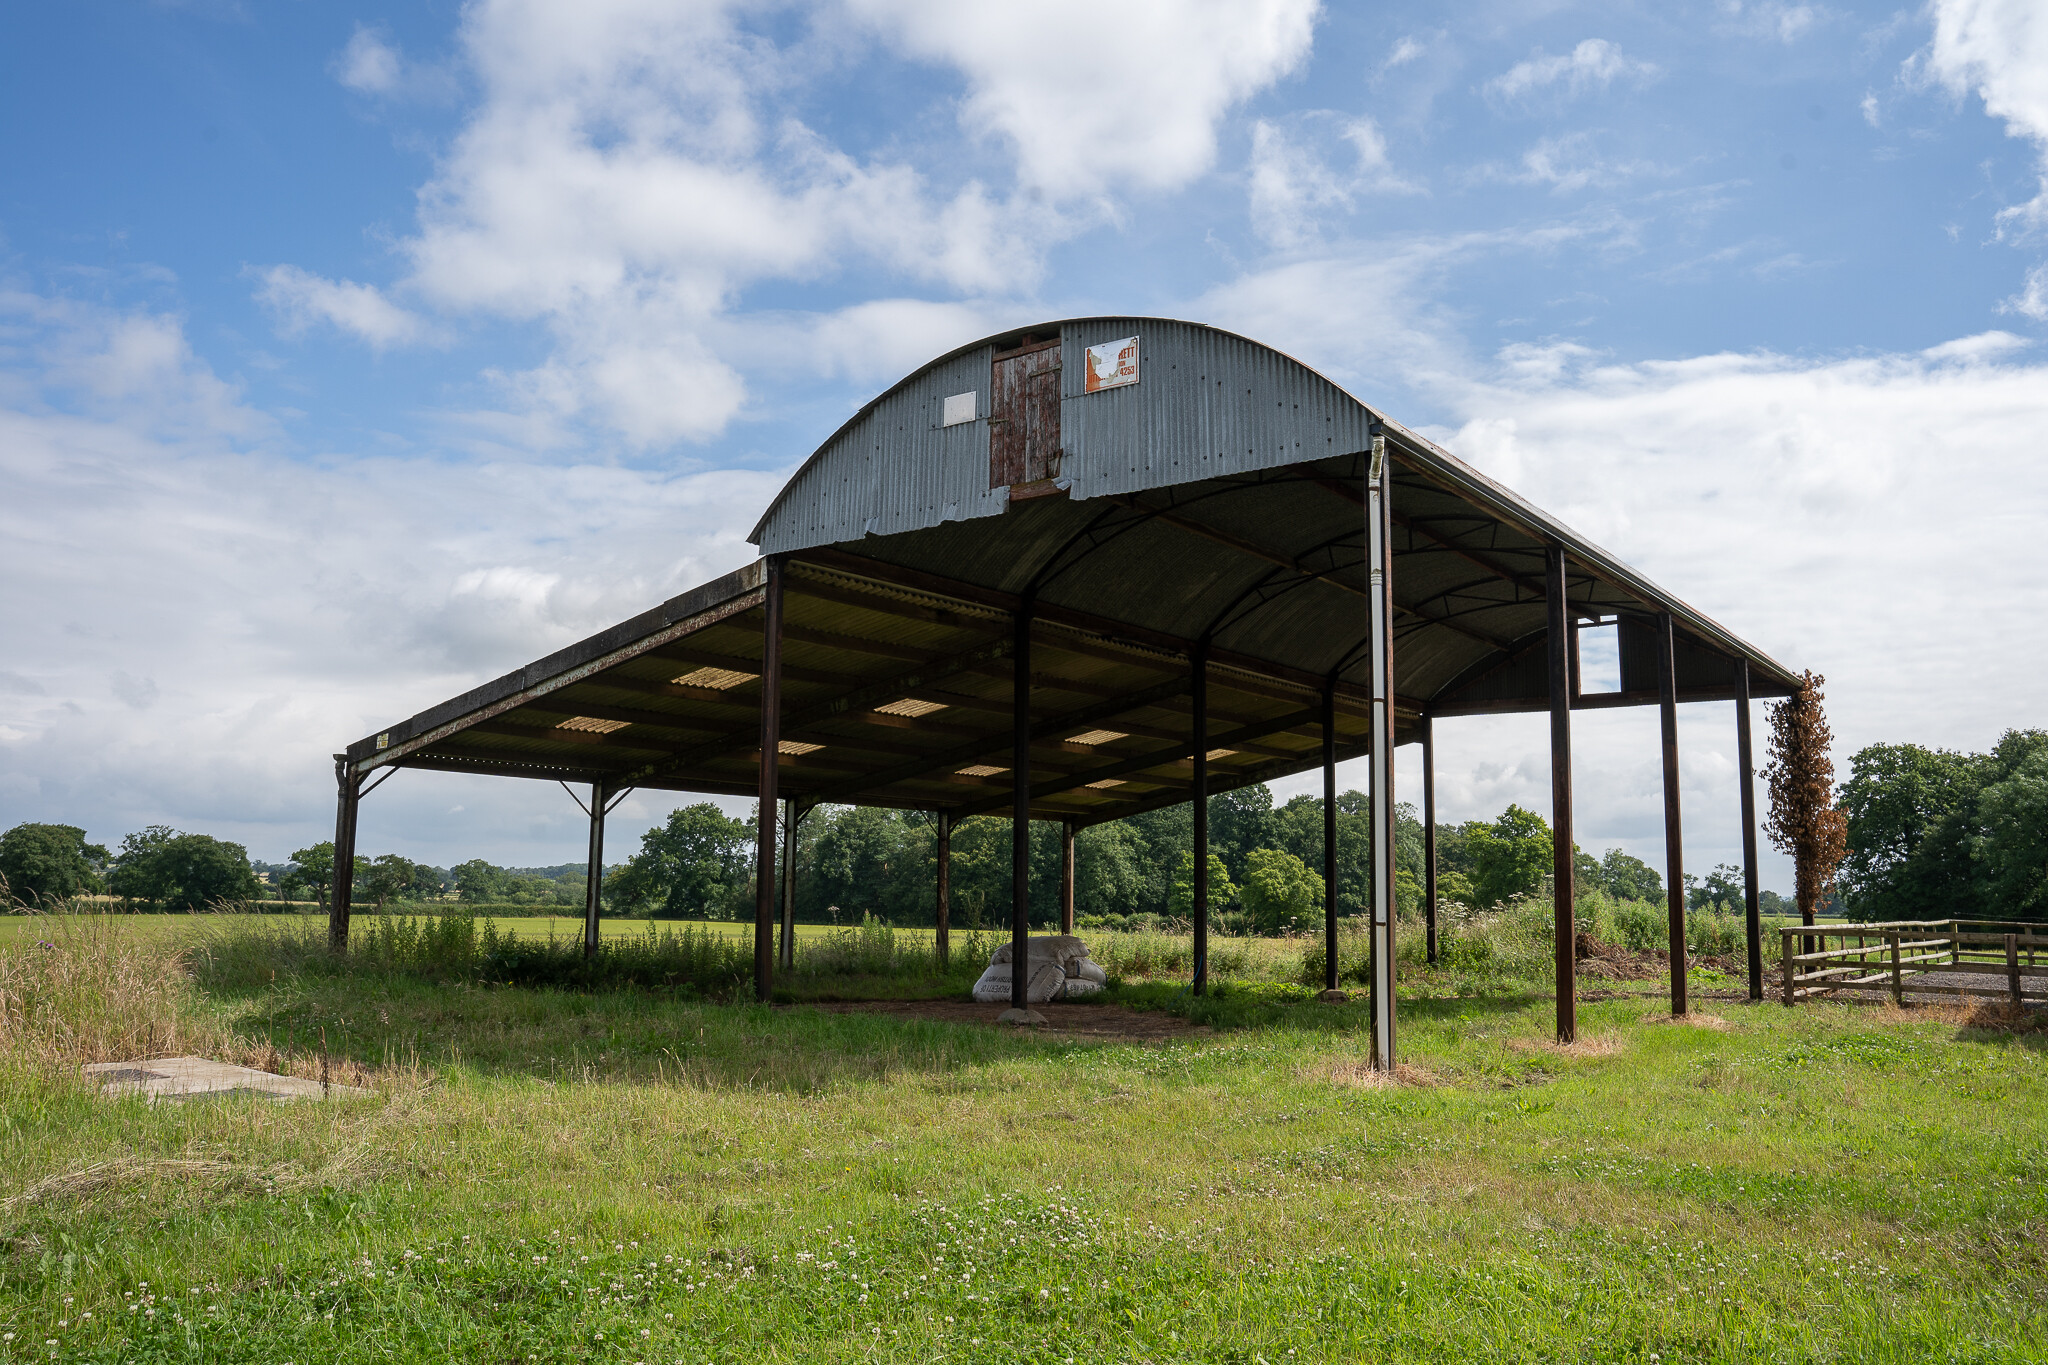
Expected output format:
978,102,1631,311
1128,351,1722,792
990,340,1061,488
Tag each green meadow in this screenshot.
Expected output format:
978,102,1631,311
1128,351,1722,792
0,909,2041,1363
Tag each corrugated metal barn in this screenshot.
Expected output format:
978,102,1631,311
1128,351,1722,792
332,318,1802,1061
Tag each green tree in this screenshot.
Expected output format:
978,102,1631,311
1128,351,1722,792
615,803,751,918
1973,740,2048,918
1598,847,1664,902
1466,805,1552,908
109,827,259,911
1168,850,1236,921
1240,846,1324,934
1206,786,1273,885
1838,742,1985,921
362,854,420,908
0,823,109,905
1689,862,1745,912
450,858,505,903
1835,730,2048,922
289,842,336,908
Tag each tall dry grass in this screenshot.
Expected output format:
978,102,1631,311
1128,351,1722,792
0,911,232,1068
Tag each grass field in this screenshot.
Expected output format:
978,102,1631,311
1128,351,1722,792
2,909,2042,1363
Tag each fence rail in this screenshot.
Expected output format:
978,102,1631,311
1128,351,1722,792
1780,920,2048,1007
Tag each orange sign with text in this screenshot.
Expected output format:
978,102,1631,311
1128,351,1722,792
1084,336,1139,392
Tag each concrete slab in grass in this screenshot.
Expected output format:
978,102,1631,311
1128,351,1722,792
85,1056,369,1103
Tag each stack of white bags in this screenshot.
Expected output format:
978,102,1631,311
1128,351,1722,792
971,934,1108,1004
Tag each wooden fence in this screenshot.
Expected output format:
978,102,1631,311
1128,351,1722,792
1780,920,2048,1007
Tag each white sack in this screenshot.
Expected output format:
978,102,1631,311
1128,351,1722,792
1072,958,1108,985
971,960,1068,1004
1060,976,1105,998
989,934,1091,974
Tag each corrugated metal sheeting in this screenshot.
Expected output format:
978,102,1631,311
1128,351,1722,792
753,319,1377,554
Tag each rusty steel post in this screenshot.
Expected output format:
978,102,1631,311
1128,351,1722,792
1423,713,1438,966
1736,660,1763,1001
1192,639,1210,995
778,797,797,968
1657,612,1688,1016
1059,820,1076,935
1010,602,1033,1010
583,778,608,959
1366,434,1397,1068
753,556,785,1003
1323,679,1339,991
935,810,952,970
328,756,359,952
1546,546,1578,1044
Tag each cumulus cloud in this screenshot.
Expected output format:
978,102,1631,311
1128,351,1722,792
335,25,403,94
1246,114,1421,249
348,0,1074,449
847,0,1319,200
1924,0,2048,238
253,266,434,349
264,0,1324,452
1485,39,1658,103
0,288,775,859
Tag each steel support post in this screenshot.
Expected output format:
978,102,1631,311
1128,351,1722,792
1366,434,1397,1068
1736,660,1764,1002
328,756,360,951
1657,612,1688,1016
1059,820,1076,935
754,556,785,1003
1322,680,1339,991
1422,713,1438,965
1010,603,1033,1010
779,797,797,968
1546,546,1578,1044
1192,640,1210,996
935,810,952,970
583,778,608,958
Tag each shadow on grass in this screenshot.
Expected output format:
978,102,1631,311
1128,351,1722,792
209,972,1124,1094
1107,979,1549,1034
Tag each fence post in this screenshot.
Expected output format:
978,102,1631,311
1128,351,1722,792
1889,932,1903,1007
2008,933,2022,1008
1782,928,1795,1007
1951,919,1961,966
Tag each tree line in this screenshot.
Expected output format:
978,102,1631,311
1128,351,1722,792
2,786,1768,928
591,785,1776,932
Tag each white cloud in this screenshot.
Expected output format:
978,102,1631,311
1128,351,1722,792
1924,0,2048,237
254,266,434,349
354,0,1066,449
1485,39,1658,103
271,0,1324,451
335,25,403,95
2003,262,2048,319
1246,114,1420,249
1860,90,1881,126
1716,1,1824,44
1194,243,2048,885
1488,133,1663,193
1382,36,1428,71
0,288,776,860
847,0,1319,200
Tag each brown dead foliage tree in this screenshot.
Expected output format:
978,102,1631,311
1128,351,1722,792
1763,670,1848,924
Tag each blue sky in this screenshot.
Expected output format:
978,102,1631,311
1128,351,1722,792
3,0,2045,891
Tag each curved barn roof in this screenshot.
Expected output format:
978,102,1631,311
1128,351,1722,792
344,317,1800,825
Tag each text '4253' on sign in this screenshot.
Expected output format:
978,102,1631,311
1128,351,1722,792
1085,336,1139,392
